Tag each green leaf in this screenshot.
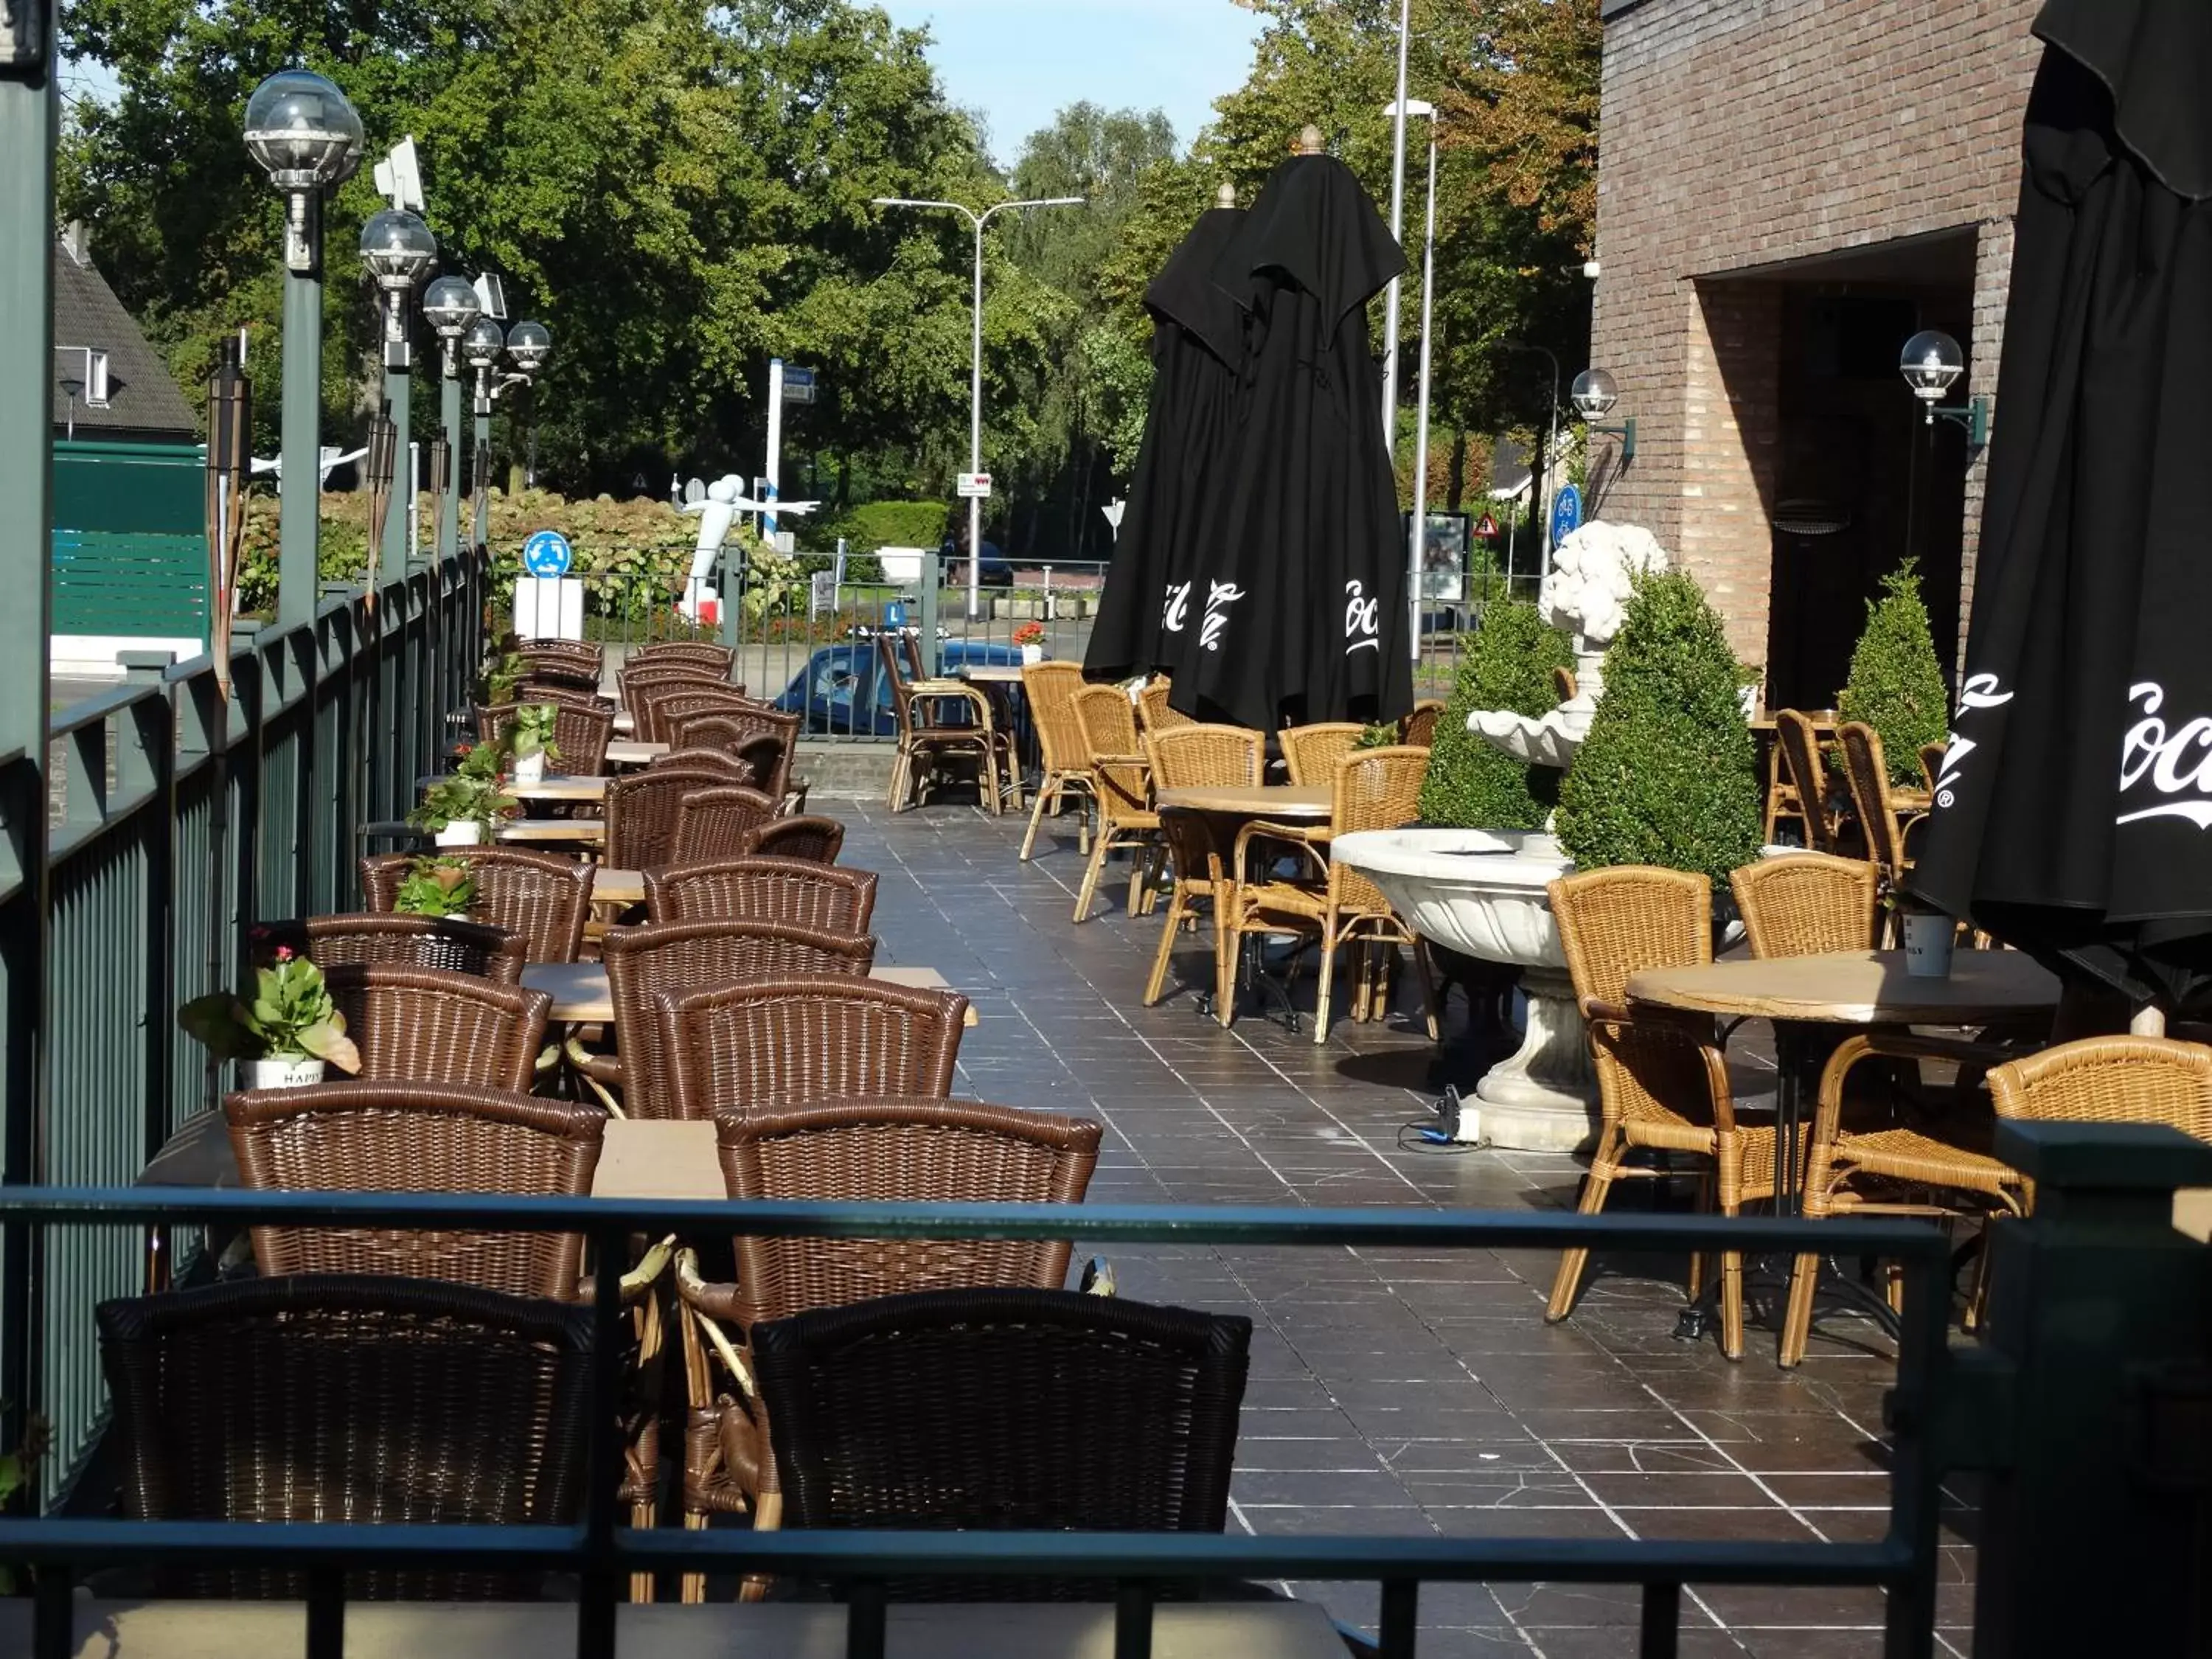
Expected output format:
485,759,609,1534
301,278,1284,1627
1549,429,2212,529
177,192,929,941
297,1021,362,1074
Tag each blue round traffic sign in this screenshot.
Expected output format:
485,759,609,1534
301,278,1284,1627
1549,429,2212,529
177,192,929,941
1550,484,1582,549
522,529,573,578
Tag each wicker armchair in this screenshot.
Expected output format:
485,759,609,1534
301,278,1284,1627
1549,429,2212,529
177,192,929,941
750,1288,1248,1602
1279,723,1367,785
1137,676,1196,734
880,634,1007,813
1400,699,1447,749
588,921,878,1119
517,681,615,713
1070,683,1160,923
672,785,779,864
517,641,605,689
1837,720,1926,883
1018,661,1095,860
624,672,733,742
1142,725,1264,1009
661,688,775,733
734,732,802,810
663,975,967,1121
476,700,616,777
630,641,737,677
1728,853,1882,959
605,768,737,872
1221,747,1438,1044
740,814,844,864
361,848,594,964
261,913,526,984
673,1100,1103,1597
319,964,552,1091
100,1275,592,1601
1774,709,1837,855
650,747,755,783
1544,866,1775,1360
644,857,876,933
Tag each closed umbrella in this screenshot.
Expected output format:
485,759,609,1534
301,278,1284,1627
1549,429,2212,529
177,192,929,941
1912,0,2212,1009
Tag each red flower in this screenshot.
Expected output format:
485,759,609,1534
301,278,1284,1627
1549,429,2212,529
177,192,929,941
272,944,296,962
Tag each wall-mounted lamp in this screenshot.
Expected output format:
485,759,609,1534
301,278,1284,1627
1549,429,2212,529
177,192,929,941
1571,368,1635,464
1899,330,1988,450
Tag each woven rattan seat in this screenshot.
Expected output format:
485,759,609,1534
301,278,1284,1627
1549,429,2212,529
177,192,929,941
1142,725,1264,1010
360,848,594,964
672,785,779,864
605,768,739,872
1070,683,1159,922
319,963,552,1091
662,975,967,1121
644,857,876,933
1018,661,1095,860
741,814,843,863
262,913,526,984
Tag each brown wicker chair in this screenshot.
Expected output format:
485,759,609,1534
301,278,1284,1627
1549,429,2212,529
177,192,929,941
1222,747,1439,1044
518,641,605,689
624,672,734,743
588,921,878,1119
644,857,877,934
1141,725,1265,1009
1400,698,1447,748
661,687,776,732
1070,683,1160,923
518,680,613,712
1919,740,1948,796
672,785,779,864
672,1100,1103,1593
605,768,738,872
360,847,594,964
476,700,616,777
1018,661,1095,860
1279,723,1367,785
261,913,526,984
662,975,967,1121
739,815,843,864
650,747,755,783
99,1274,592,1601
1774,709,1837,855
881,634,1007,813
1544,866,1776,1360
1837,720,1926,884
732,731,801,810
1728,852,1882,959
320,963,552,1092
1136,676,1195,734
630,641,736,677
750,1288,1248,1602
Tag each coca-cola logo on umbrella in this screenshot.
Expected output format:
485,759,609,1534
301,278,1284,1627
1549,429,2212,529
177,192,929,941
2118,682,2212,828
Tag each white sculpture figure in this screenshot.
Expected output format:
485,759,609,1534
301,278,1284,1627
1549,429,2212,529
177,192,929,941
677,475,822,620
1470,519,1669,768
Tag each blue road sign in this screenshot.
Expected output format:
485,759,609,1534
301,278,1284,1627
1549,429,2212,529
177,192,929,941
1550,483,1583,548
521,529,573,578
781,365,817,404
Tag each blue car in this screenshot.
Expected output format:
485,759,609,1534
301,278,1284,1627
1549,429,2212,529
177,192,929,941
771,636,1026,737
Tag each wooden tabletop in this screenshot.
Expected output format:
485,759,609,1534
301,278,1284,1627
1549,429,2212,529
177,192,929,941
1628,948,2062,1025
1156,784,1332,820
521,961,976,1026
605,740,668,766
590,866,645,905
960,664,1029,684
612,710,636,734
495,818,605,845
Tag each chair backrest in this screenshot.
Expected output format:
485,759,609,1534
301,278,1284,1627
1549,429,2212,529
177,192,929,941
1137,677,1195,734
225,1082,602,1299
262,914,526,984
1548,865,1713,1013
876,633,920,743
1279,723,1367,785
1400,699,1447,748
665,975,967,1119
516,643,604,690
741,815,846,866
672,784,779,864
645,856,877,933
319,963,552,1092
1071,682,1141,758
630,641,735,676
714,1098,1102,1328
1919,740,1947,796
100,1274,592,1600
1147,723,1265,790
1837,720,1906,874
1986,1036,2212,1141
623,672,731,742
515,681,611,713
661,686,772,728
1775,710,1836,855
1327,747,1430,914
357,850,594,964
732,732,794,802
650,747,755,782
474,700,515,745
1021,662,1089,774
603,922,878,1119
753,1287,1248,1600
605,768,737,871
1728,852,1881,959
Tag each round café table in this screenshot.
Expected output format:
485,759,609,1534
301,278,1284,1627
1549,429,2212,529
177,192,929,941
1154,785,1332,1029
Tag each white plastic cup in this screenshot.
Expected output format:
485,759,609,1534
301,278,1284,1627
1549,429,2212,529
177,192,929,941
1902,911,1955,979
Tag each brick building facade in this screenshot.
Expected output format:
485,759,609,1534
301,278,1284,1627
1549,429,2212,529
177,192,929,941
1589,0,2042,703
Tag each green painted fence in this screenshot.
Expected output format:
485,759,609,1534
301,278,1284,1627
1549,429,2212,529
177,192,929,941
49,439,208,644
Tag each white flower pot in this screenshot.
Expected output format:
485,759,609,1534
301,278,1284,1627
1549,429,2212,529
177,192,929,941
512,751,546,785
246,1056,326,1091
1020,644,1044,664
435,820,483,847
1902,911,1955,979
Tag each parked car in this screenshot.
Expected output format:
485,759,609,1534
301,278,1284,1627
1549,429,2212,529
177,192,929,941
771,637,1026,737
940,537,1016,589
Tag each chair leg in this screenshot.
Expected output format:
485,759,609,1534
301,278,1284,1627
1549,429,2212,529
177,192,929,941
1144,883,1192,1006
885,744,907,813
1548,1128,1623,1321
1215,887,1240,1028
1073,829,1115,923
1715,1137,1747,1361
680,1509,710,1604
1778,1250,1822,1369
1409,938,1442,1042
630,1499,656,1602
982,742,1003,816
1019,776,1051,860
1312,930,1340,1046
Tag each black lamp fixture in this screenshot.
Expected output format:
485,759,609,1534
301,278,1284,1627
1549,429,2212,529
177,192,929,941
1570,368,1636,464
1899,330,1989,450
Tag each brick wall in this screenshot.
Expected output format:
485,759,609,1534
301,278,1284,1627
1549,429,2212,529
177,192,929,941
1590,0,2042,664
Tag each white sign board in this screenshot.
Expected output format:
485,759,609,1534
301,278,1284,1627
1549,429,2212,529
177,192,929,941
809,570,838,619
956,472,992,499
514,577,584,641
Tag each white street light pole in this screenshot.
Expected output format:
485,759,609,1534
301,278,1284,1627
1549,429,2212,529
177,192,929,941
872,194,1085,620
1380,0,1413,451
1385,99,1439,667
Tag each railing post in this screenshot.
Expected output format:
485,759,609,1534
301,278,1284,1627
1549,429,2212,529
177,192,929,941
918,549,940,678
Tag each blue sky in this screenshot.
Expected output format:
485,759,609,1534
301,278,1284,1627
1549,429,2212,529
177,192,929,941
876,0,1266,162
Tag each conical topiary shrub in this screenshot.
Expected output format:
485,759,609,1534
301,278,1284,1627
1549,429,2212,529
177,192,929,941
1418,599,1578,830
1837,558,1952,786
1555,568,1764,886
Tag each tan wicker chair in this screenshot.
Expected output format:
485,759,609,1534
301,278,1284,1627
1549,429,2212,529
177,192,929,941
1729,853,1882,959
1137,676,1196,734
631,641,736,677
1019,661,1095,861
1544,866,1775,1360
1837,720,1925,884
1551,664,1579,703
360,848,594,964
739,815,843,864
1774,710,1837,855
672,1098,1102,1597
1279,723,1367,785
1919,740,1948,796
1070,683,1160,923
1141,726,1265,1009
1221,746,1438,1044
880,634,1006,813
1400,699,1447,748
644,857,877,934
318,963,552,1092
671,785,779,865
605,768,737,872
586,920,877,1119
262,913,527,984
662,975,968,1121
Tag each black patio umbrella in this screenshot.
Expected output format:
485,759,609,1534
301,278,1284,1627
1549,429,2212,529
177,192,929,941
1156,150,1411,731
1084,201,1248,684
1911,0,2212,1009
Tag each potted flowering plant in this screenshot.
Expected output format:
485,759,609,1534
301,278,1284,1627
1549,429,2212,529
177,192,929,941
408,742,516,846
394,856,478,917
178,943,362,1089
1012,620,1046,664
507,703,561,785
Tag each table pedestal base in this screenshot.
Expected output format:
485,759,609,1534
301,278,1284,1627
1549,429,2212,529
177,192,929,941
1472,966,1599,1152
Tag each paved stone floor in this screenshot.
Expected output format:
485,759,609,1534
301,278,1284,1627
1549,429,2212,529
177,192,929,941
844,801,1978,1658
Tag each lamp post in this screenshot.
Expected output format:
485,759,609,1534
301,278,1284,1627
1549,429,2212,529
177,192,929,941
495,321,550,500
872,193,1085,620
462,316,507,552
1500,341,1562,588
243,69,364,627
1385,97,1437,664
358,207,436,585
420,274,480,560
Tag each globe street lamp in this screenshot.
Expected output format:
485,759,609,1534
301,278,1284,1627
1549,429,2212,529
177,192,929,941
464,315,507,552
503,321,552,493
243,69,363,625
1898,329,1989,450
420,274,480,560
1571,368,1637,465
359,207,436,580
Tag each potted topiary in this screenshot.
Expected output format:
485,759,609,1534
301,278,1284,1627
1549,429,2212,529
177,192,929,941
507,703,561,785
178,942,363,1089
1419,600,1578,835
1837,558,1950,786
394,856,478,917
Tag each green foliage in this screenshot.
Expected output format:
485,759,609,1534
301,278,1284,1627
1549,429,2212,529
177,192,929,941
409,755,515,835
1355,723,1399,750
820,499,949,553
1556,571,1764,885
509,703,561,762
178,949,361,1069
394,858,479,918
1837,560,1951,786
1418,600,1576,829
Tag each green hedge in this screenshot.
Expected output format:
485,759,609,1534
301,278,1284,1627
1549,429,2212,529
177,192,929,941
817,500,949,554
1837,559,1951,786
1418,601,1577,830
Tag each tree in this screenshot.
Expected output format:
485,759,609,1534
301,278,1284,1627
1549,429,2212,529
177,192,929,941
1419,600,1577,830
1837,560,1951,786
